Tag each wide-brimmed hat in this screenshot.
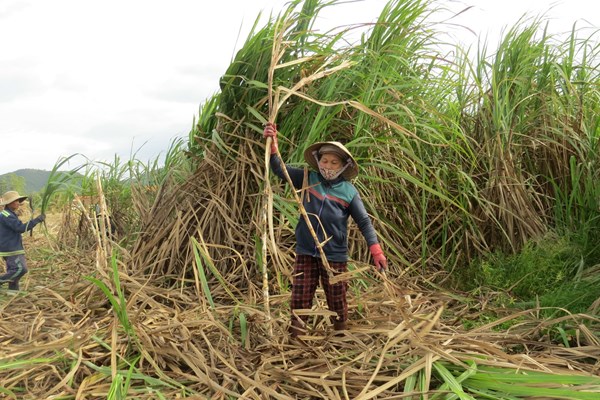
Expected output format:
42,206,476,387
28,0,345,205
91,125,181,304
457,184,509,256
303,141,359,180
0,191,28,206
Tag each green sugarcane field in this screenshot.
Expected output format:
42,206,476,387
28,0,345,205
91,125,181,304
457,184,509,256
1,0,600,398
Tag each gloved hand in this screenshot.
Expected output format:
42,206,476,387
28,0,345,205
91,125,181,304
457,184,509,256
263,122,279,154
37,214,46,222
369,243,387,271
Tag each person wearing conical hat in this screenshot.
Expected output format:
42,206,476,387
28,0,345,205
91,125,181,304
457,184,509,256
0,191,46,291
264,123,387,337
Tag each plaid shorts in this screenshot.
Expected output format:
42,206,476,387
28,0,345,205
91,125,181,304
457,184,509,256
290,254,348,323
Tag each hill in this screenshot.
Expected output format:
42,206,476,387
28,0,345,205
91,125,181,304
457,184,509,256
0,169,52,194
0,169,82,195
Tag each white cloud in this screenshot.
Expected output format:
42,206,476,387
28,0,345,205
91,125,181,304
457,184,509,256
442,0,599,49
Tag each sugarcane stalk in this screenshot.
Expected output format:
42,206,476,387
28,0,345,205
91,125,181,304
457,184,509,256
264,26,340,285
261,19,369,286
29,194,34,237
259,18,342,335
258,18,291,337
261,139,274,337
259,17,359,329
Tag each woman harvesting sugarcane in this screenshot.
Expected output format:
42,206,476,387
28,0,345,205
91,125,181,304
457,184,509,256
263,123,387,338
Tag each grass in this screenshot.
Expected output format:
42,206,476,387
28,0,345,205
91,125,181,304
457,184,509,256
459,227,600,317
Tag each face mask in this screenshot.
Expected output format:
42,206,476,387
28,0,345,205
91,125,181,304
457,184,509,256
313,150,352,181
319,166,344,181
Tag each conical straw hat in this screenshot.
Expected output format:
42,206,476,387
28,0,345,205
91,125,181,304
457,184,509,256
0,191,28,206
303,141,359,179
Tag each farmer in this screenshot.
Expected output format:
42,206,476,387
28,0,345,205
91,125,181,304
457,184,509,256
0,191,45,291
263,123,387,337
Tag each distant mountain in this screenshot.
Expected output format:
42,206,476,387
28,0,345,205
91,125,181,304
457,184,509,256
1,169,55,194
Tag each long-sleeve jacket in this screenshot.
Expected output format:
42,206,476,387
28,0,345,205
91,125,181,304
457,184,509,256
270,155,379,262
0,208,43,256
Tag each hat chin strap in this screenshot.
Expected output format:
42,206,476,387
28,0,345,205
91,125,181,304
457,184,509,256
313,151,352,180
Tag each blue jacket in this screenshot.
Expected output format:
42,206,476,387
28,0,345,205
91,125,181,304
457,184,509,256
0,208,43,256
270,155,379,262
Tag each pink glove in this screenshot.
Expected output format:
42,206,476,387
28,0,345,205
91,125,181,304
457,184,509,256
369,243,387,271
263,122,278,154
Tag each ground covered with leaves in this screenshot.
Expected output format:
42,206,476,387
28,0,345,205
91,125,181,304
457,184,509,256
0,213,599,399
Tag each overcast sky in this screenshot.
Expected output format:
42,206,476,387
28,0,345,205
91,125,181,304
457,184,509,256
1,0,598,173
